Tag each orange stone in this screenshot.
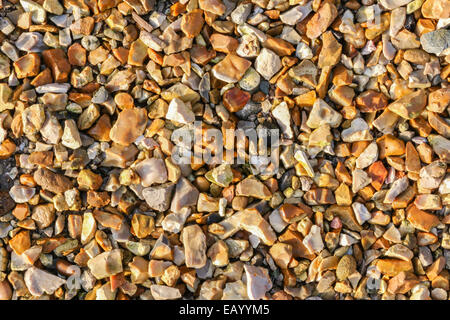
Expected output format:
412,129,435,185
88,114,112,142
406,204,440,232
13,53,40,79
42,49,71,82
210,33,239,54
223,87,251,112
279,203,313,223
68,43,87,66
376,134,405,159
376,259,413,277
356,90,388,112
367,161,388,191
181,9,204,38
9,230,31,255
190,45,216,65
0,139,16,159
114,92,134,109
263,37,295,56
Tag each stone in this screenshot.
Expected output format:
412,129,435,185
166,98,195,124
161,209,190,234
135,158,168,187
420,29,450,56
306,99,342,129
236,176,272,200
254,48,281,81
352,202,371,225
318,31,342,68
61,119,82,150
9,185,35,204
13,53,40,79
406,204,440,232
20,0,46,24
306,2,338,40
170,177,200,213
34,168,73,194
199,0,226,15
210,33,239,54
181,9,204,38
42,49,71,82
376,259,413,277
24,266,66,297
181,224,206,269
87,249,123,279
243,264,272,300
384,176,409,203
352,169,372,194
150,285,181,300
223,87,250,113
421,0,450,19
336,255,357,281
205,164,233,187
31,203,55,229
303,225,324,254
142,183,175,212
356,141,378,169
341,118,373,142
109,108,147,146
280,4,311,25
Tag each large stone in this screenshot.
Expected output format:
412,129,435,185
236,176,272,200
87,249,123,279
243,264,272,300
33,168,73,194
109,108,147,146
420,29,450,56
306,99,342,129
181,224,207,269
24,266,66,296
212,54,251,83
142,183,175,212
170,177,200,213
254,48,281,81
135,158,168,187
165,98,195,124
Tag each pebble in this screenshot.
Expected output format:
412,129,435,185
254,48,281,81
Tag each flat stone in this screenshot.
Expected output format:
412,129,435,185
142,183,175,212
341,118,373,142
135,158,168,187
150,285,181,300
306,2,338,39
306,99,342,129
34,168,73,194
243,264,272,300
87,249,123,279
166,98,195,124
24,266,66,297
254,48,281,81
109,108,147,146
181,224,206,269
170,177,200,213
236,176,272,200
212,54,251,83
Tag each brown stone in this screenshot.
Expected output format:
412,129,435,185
223,87,251,113
109,108,147,146
356,90,388,113
13,53,40,79
42,49,71,83
210,33,239,54
33,168,73,194
211,54,251,83
181,9,204,38
263,37,295,56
